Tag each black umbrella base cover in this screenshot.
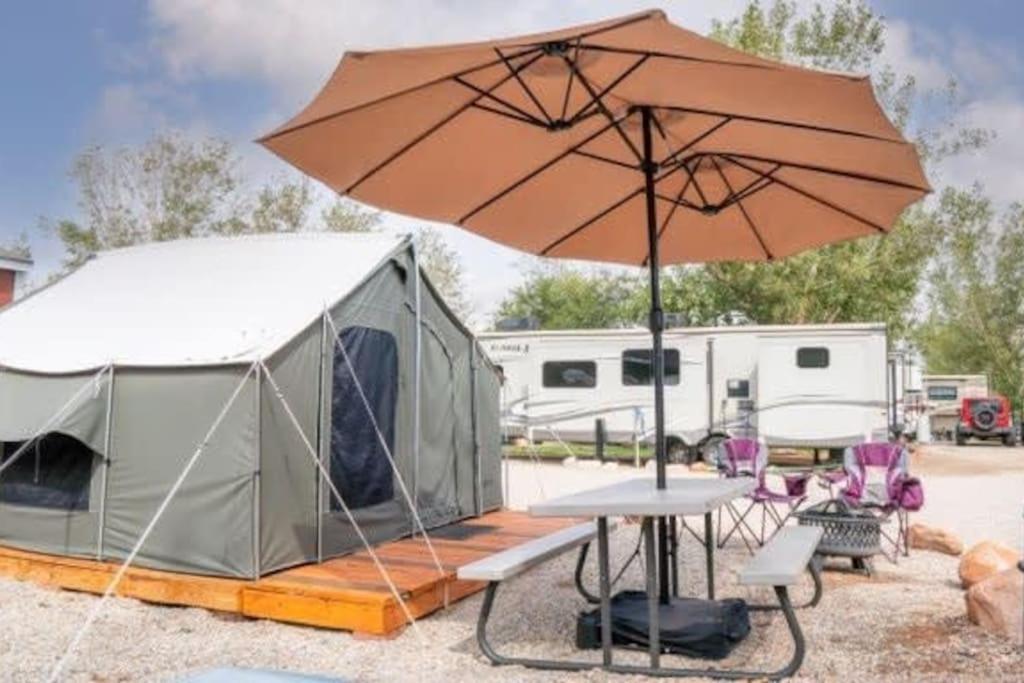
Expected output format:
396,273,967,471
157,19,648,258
576,591,751,660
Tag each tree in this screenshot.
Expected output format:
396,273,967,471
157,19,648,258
0,232,32,261
915,188,1024,407
674,0,988,339
498,1,964,333
495,264,643,329
415,227,472,320
47,132,380,268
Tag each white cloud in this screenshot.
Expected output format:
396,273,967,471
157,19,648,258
146,0,747,106
939,96,1024,206
880,20,950,90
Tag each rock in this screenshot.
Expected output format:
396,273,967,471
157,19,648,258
959,541,1021,588
965,567,1023,645
908,523,963,556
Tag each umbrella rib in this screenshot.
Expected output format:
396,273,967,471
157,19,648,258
566,52,648,127
539,188,645,256
686,156,711,207
456,76,550,127
641,171,693,268
659,104,908,146
723,155,888,234
469,102,548,128
571,149,639,171
495,47,553,125
563,54,646,163
660,117,732,169
709,156,774,260
715,164,782,211
559,38,582,121
577,43,792,74
259,44,545,143
720,151,928,192
343,50,546,195
458,114,626,224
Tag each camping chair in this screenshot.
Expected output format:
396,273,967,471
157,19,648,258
715,438,812,553
837,442,920,562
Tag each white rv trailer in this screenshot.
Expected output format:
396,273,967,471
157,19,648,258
481,323,890,458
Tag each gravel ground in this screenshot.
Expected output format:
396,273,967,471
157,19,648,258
1,444,1022,682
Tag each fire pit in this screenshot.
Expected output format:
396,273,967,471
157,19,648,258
796,499,881,574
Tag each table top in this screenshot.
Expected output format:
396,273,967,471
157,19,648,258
529,476,755,517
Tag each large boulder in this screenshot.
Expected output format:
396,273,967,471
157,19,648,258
908,523,963,556
965,566,1023,645
959,541,1021,588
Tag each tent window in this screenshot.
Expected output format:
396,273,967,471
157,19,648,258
329,326,397,511
796,347,830,368
0,433,96,511
621,349,680,386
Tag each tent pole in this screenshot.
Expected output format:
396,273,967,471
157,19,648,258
96,365,115,561
413,241,423,534
253,362,263,578
316,311,328,564
641,105,671,603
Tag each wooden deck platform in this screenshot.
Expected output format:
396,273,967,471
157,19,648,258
0,510,576,635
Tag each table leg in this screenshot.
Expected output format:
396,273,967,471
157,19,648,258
597,517,613,667
668,516,679,597
643,517,660,668
657,516,670,603
705,512,715,600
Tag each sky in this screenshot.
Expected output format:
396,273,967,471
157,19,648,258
1,1,1022,327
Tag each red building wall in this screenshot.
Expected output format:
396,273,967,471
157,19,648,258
0,269,15,307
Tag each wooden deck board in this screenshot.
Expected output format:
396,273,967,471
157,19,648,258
0,510,576,635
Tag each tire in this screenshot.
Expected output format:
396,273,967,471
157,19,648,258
698,433,729,467
955,429,967,446
1003,431,1018,447
666,438,691,465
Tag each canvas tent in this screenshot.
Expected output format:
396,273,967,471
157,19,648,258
0,233,502,579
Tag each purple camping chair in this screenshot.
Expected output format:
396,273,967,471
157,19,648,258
838,442,920,561
715,437,812,553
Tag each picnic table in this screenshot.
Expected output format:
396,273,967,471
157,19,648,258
459,475,825,679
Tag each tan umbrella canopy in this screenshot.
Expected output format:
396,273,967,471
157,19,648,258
261,8,928,598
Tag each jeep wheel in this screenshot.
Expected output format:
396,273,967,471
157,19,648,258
1003,431,1018,447
955,429,967,446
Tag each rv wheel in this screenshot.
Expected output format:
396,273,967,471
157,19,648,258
666,438,691,464
698,433,729,468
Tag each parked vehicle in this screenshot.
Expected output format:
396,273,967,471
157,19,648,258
481,323,891,462
955,396,1018,446
922,374,989,440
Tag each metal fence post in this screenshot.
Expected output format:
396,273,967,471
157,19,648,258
595,418,606,464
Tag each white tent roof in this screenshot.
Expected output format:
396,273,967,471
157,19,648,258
0,233,408,373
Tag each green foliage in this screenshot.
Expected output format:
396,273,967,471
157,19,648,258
496,264,644,329
415,227,471,320
915,189,1024,407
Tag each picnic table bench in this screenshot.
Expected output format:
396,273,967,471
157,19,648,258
459,518,824,680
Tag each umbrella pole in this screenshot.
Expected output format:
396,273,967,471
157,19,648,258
641,106,671,603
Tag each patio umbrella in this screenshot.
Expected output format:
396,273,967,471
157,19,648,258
260,9,929,599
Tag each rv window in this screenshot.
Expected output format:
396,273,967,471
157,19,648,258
0,434,96,511
543,361,597,388
726,379,750,398
329,326,397,511
621,349,680,386
927,386,958,401
796,347,830,368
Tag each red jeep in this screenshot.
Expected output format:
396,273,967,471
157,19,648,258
955,395,1018,446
